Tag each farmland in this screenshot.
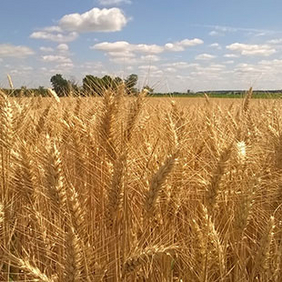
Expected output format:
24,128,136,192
1,88,282,281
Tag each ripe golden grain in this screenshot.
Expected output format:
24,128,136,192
0,89,281,281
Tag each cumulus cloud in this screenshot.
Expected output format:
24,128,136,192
93,41,129,52
107,53,160,65
164,67,177,73
92,38,203,57
92,41,164,54
195,53,216,60
224,53,239,58
59,8,128,32
108,51,135,58
209,30,223,36
30,8,128,43
140,55,160,62
164,38,203,52
259,59,282,67
210,43,222,50
57,62,74,69
57,43,69,51
224,60,235,64
134,44,164,54
138,65,158,70
0,44,34,58
226,43,276,56
40,46,54,52
98,0,131,5
41,55,72,63
163,62,199,69
267,39,282,44
30,27,78,42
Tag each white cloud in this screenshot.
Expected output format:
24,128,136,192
0,44,34,58
41,55,72,63
59,8,128,32
267,38,282,44
226,43,276,56
79,61,104,70
30,28,78,42
92,38,203,56
165,38,203,51
107,53,160,65
234,63,262,73
140,55,160,62
259,59,282,67
138,65,158,71
205,24,277,35
57,43,69,51
43,26,63,32
195,53,216,60
93,41,129,52
224,53,239,58
163,62,199,69
210,43,222,50
109,56,138,64
40,46,54,52
108,51,135,57
208,64,226,70
164,43,183,52
10,66,33,75
164,67,177,73
180,38,203,47
134,44,164,54
56,62,74,69
209,30,223,36
92,41,164,54
224,60,235,64
98,0,131,5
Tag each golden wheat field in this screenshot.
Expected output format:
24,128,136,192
0,88,282,282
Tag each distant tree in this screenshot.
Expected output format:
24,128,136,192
68,77,80,96
83,75,103,96
125,74,138,94
50,74,70,97
83,75,124,96
142,85,154,94
101,75,114,90
19,86,28,97
113,77,123,88
38,86,48,97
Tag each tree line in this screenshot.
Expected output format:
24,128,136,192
51,73,141,97
1,73,153,97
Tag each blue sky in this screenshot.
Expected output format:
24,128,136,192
1,0,282,91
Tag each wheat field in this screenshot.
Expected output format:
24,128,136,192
0,87,282,281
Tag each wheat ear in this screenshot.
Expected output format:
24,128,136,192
122,245,176,277
205,142,233,214
145,152,178,216
242,87,253,113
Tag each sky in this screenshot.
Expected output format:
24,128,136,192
1,0,282,92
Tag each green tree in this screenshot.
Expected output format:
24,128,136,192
125,74,138,94
50,74,70,97
142,85,154,94
83,75,103,96
38,86,48,97
101,75,114,90
113,77,123,88
82,75,124,96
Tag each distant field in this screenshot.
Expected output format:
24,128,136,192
152,91,282,99
1,89,282,281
